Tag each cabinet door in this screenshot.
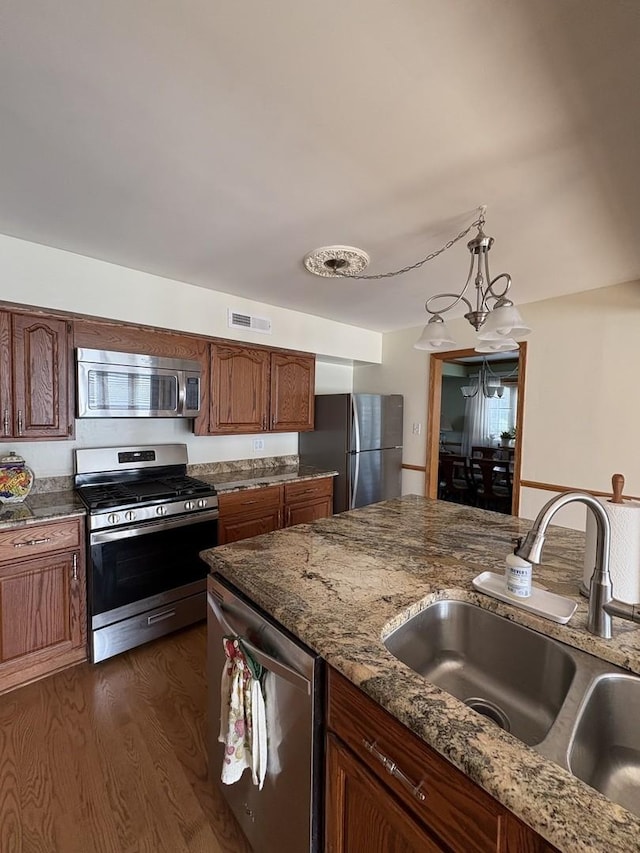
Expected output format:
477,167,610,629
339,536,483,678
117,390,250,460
11,313,73,439
218,510,282,545
326,734,445,853
269,352,315,432
218,485,283,544
284,477,333,527
0,312,13,439
285,496,333,527
210,343,270,434
0,549,87,694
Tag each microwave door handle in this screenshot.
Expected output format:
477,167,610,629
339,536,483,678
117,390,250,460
177,371,187,415
207,593,310,695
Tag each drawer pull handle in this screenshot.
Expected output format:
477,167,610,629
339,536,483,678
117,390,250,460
2,408,8,436
17,409,23,436
243,499,258,505
147,609,176,626
363,738,427,802
72,552,78,581
14,537,52,548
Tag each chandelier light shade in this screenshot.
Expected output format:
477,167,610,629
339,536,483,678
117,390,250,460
413,315,456,350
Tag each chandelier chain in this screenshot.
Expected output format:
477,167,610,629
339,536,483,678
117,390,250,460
332,215,483,281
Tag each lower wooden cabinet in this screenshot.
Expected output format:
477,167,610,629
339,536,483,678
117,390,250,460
326,668,558,853
218,485,284,545
284,477,333,527
217,477,334,545
0,517,87,694
327,734,446,853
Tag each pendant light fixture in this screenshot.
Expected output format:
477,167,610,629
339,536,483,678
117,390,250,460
414,208,530,352
303,205,530,353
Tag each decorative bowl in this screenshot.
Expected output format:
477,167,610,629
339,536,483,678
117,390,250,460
0,453,34,503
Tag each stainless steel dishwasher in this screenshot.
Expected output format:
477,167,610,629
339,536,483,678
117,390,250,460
207,575,323,853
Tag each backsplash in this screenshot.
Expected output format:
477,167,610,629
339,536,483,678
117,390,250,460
188,455,298,478
30,455,300,495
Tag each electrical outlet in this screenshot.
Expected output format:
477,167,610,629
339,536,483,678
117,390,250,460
252,438,265,453
412,422,422,435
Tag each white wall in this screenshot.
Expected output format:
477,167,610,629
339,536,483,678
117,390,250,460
355,280,640,529
315,359,354,394
0,233,382,363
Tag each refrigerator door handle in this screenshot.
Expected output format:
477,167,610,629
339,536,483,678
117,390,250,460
351,395,361,455
350,452,360,510
350,396,362,509
208,592,311,694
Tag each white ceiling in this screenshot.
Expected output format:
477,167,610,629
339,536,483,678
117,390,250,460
0,0,638,332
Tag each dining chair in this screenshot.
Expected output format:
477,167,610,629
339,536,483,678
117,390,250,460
470,458,512,513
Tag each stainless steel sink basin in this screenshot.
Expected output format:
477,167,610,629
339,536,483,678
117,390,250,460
383,600,576,745
568,674,640,814
384,598,640,816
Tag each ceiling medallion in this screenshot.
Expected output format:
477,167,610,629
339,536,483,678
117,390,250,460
303,245,370,278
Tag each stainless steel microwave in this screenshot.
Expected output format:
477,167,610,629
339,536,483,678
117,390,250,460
76,348,201,418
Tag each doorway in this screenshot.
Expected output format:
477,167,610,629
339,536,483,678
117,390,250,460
425,343,527,515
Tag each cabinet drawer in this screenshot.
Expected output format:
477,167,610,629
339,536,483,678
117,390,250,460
284,477,333,504
0,518,82,566
218,485,283,517
327,668,502,853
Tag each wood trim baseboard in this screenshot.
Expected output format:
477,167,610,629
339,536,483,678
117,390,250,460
520,479,640,503
401,463,426,473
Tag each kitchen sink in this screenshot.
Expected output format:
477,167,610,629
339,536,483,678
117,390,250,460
568,674,640,814
384,598,640,817
383,600,576,745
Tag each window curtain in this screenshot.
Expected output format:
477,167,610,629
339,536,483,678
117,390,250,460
461,392,490,457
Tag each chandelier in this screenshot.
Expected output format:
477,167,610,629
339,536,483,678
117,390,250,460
461,358,508,399
413,207,530,352
303,205,530,354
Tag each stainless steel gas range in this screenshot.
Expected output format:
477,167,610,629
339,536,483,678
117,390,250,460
74,444,218,662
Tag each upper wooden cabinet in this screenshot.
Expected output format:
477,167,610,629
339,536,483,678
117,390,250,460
0,311,73,441
210,343,270,434
208,342,315,435
270,352,314,432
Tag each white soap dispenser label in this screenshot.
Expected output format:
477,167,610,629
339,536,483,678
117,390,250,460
506,549,532,598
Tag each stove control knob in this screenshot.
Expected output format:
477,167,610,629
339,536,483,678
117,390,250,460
124,510,136,522
184,500,195,511
156,505,167,517
107,513,120,525
197,498,208,509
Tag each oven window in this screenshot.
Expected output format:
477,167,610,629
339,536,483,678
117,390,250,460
90,517,216,616
87,368,178,411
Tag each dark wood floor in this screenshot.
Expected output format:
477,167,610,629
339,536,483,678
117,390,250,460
0,624,252,853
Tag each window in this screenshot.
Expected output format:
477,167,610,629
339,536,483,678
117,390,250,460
486,384,517,442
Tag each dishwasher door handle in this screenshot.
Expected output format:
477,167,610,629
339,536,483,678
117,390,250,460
208,592,311,695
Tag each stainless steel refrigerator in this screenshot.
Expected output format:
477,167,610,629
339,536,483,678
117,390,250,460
299,393,403,514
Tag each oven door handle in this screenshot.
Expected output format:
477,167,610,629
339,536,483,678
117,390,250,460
208,592,311,695
90,509,219,544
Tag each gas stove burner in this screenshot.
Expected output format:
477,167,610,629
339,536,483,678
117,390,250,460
74,444,219,531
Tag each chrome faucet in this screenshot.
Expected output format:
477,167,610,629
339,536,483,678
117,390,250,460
516,491,640,639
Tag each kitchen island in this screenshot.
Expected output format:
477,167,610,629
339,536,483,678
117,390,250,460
200,495,640,853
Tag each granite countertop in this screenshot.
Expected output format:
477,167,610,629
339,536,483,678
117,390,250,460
201,495,640,853
194,463,338,494
0,463,335,530
0,491,85,530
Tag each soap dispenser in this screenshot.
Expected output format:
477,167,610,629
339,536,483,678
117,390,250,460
505,537,532,598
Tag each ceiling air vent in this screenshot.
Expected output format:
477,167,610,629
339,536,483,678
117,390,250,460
227,309,272,334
